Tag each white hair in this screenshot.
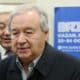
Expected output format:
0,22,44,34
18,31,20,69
8,3,49,32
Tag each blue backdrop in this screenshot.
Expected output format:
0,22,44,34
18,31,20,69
54,7,80,58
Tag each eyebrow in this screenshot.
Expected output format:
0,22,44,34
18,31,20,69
0,22,6,27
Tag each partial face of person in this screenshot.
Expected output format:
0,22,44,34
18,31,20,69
11,10,48,63
0,13,11,49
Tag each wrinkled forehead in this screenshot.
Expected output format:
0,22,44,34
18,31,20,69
13,10,40,20
11,10,40,25
0,13,11,29
0,12,11,23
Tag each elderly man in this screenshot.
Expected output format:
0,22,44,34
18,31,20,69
0,4,80,80
0,11,12,60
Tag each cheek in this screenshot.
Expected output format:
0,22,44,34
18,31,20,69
32,34,45,46
0,31,3,36
30,41,44,58
31,39,44,52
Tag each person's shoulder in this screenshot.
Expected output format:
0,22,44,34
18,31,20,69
45,43,80,79
0,55,16,67
46,43,80,64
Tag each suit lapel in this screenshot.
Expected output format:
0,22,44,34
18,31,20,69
7,56,22,80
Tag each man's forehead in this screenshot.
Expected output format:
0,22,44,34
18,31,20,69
0,12,11,23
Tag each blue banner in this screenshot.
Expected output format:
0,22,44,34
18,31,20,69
54,7,80,58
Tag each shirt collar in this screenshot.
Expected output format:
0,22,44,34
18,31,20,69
16,53,42,72
0,45,6,55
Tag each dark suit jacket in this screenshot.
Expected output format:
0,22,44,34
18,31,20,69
0,43,80,80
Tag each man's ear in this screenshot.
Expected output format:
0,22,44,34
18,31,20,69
45,30,49,41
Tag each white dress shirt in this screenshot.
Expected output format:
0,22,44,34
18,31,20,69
0,45,8,60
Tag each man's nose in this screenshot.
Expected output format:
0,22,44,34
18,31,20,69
17,33,26,44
